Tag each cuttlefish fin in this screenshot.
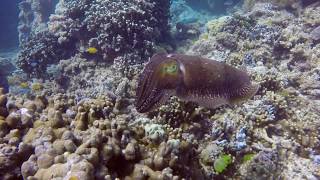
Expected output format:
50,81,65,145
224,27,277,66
196,97,230,109
179,94,230,110
230,83,260,104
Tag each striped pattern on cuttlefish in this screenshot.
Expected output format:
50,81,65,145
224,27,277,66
136,53,259,113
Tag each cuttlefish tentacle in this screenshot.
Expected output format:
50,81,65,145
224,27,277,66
135,53,259,113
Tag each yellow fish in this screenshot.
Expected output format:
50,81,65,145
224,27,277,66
86,47,98,54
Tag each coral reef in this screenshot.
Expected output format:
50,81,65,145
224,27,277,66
18,0,57,45
17,0,171,77
0,57,15,93
2,0,320,179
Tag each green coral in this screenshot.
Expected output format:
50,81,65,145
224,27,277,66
242,153,256,163
214,154,232,174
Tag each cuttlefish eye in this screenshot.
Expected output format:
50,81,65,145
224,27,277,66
163,63,178,74
161,61,179,77
136,55,181,113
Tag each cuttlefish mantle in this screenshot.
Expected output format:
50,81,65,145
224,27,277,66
135,53,259,113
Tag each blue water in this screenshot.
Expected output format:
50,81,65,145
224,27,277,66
0,0,239,51
0,0,22,49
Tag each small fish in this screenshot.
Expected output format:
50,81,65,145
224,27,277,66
86,47,98,54
136,53,259,113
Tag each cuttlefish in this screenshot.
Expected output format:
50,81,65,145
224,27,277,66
136,53,259,113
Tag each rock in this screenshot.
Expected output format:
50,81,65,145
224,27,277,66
34,163,69,180
21,160,38,179
0,119,8,137
23,128,36,144
48,109,64,128
23,101,37,113
123,142,137,160
154,154,165,170
5,111,21,129
34,96,48,112
101,144,114,163
61,130,75,141
0,107,8,117
64,140,77,153
75,108,88,130
54,155,65,164
18,143,33,155
37,153,54,169
87,148,99,165
69,160,94,180
0,94,7,107
20,108,34,127
200,143,222,166
53,139,66,155
128,164,163,179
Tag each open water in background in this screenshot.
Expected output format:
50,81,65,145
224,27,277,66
0,0,22,50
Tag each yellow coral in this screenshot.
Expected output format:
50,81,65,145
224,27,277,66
19,82,29,89
31,83,43,91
